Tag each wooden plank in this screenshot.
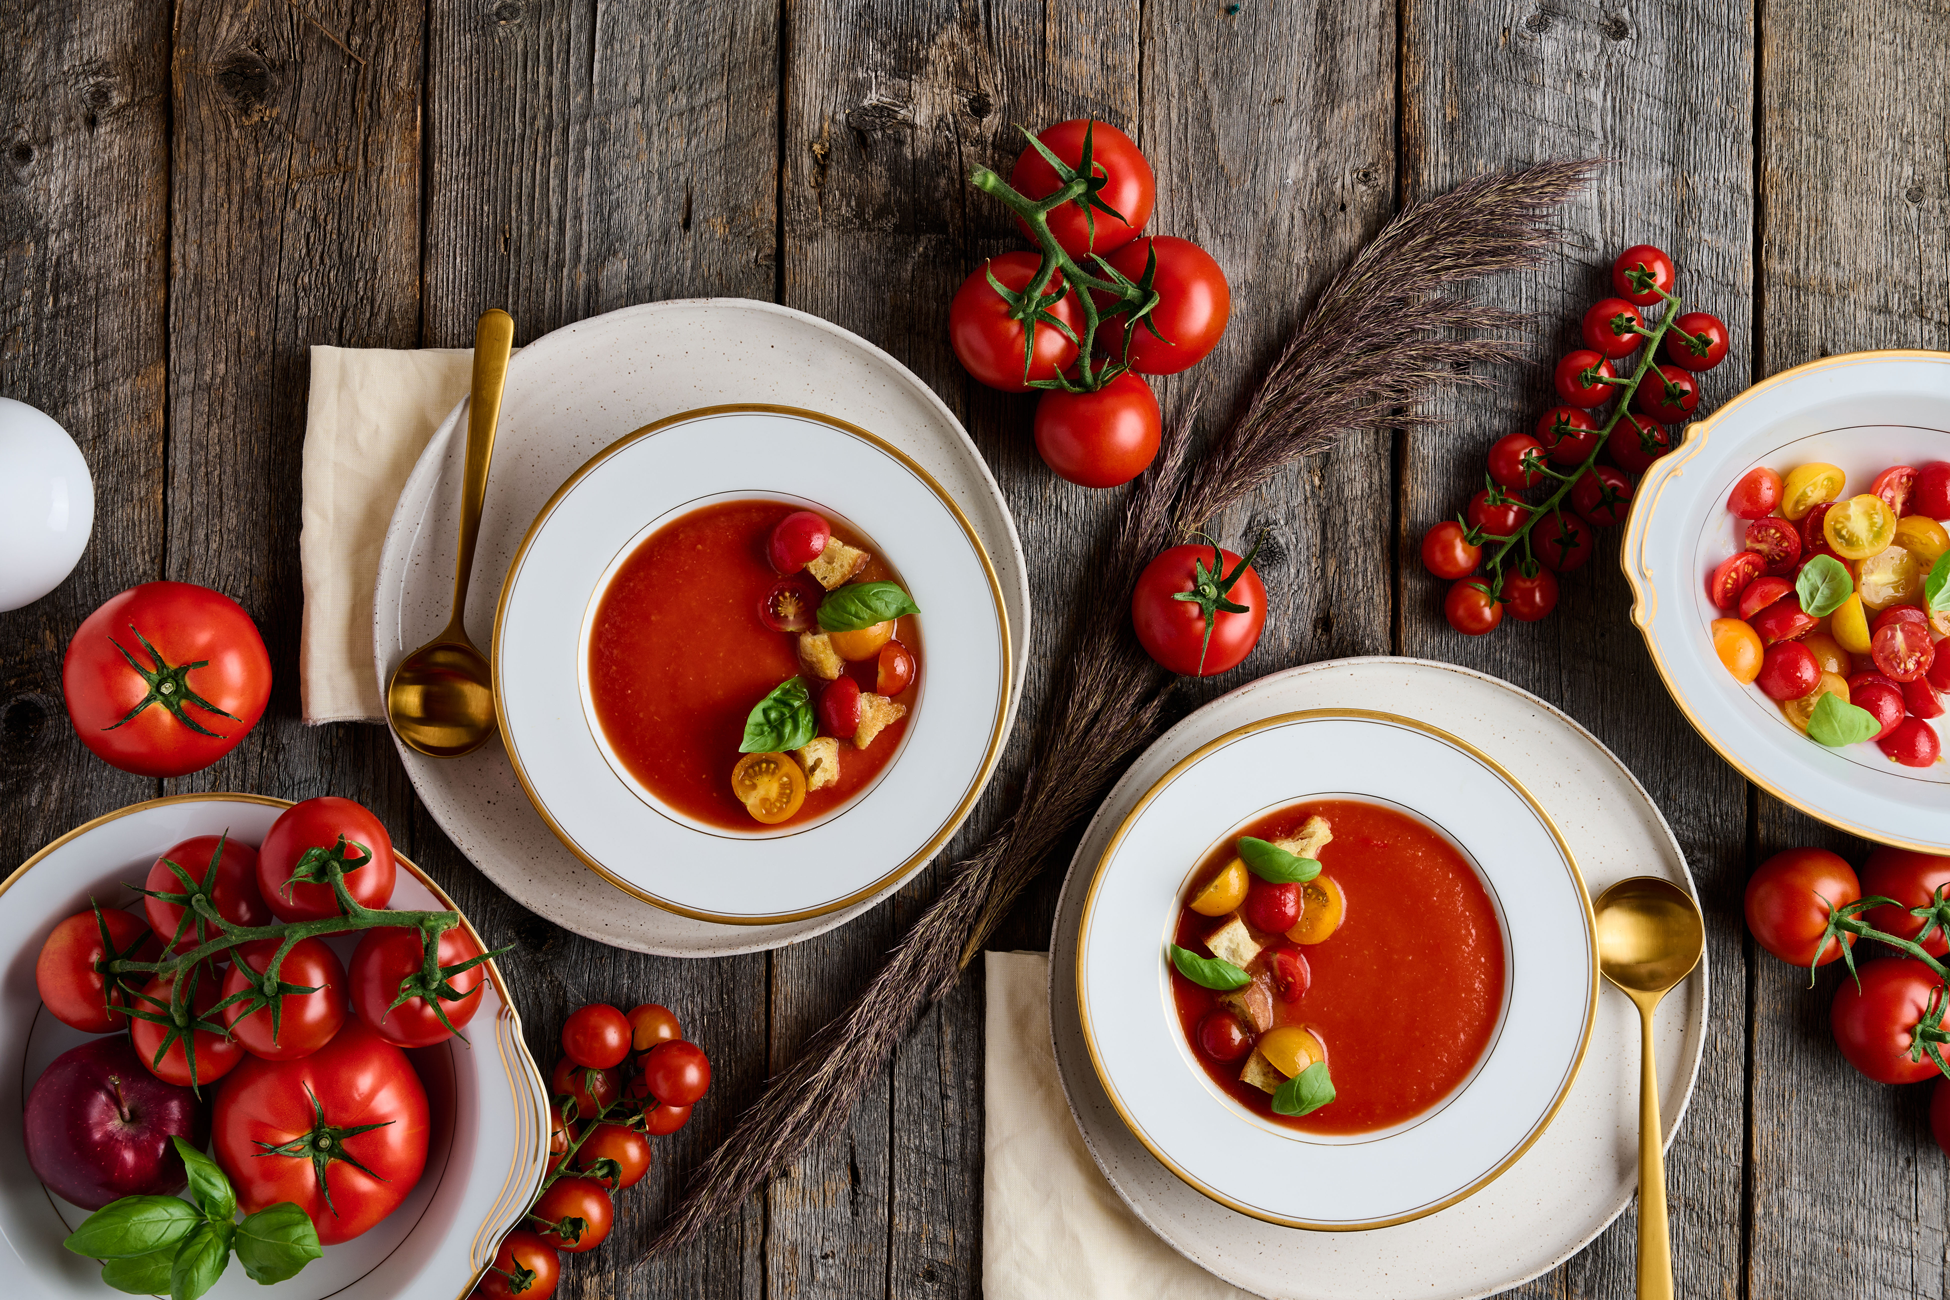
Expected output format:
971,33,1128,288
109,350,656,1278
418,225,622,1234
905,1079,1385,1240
1398,3,1755,1296
1747,0,1950,1291
0,1,169,854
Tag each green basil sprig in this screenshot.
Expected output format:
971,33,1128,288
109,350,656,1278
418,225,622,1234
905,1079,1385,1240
64,1137,322,1299
1168,943,1251,991
1237,837,1321,884
1927,551,1950,615
1806,691,1882,747
817,581,921,633
1796,554,1853,618
740,677,817,754
1271,1061,1336,1117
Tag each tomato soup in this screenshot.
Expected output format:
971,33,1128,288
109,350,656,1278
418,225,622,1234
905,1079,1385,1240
585,499,918,831
1170,798,1505,1134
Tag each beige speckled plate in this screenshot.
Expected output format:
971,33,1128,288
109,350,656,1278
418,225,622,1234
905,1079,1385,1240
374,300,1030,956
1049,658,1706,1300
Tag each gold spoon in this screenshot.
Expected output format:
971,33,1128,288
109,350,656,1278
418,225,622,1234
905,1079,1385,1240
385,308,514,758
1594,875,1705,1300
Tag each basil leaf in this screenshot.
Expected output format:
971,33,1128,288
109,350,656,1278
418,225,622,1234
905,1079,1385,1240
172,1137,234,1223
1928,551,1950,615
1796,554,1853,618
234,1203,323,1284
739,677,817,754
1237,837,1321,884
1271,1060,1336,1116
1168,943,1251,991
1806,691,1881,747
64,1195,201,1259
169,1220,232,1300
817,581,921,633
99,1247,181,1295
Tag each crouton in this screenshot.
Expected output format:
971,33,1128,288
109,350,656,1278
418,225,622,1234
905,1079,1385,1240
1277,815,1333,862
854,692,907,749
1206,915,1262,970
806,537,870,590
796,737,840,791
1239,1049,1285,1095
798,631,845,681
1217,976,1274,1035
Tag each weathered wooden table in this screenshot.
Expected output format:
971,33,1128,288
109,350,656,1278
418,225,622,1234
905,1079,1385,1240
4,1,1946,1295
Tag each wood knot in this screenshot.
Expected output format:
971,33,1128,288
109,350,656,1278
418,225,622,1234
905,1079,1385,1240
491,1,523,25
214,50,277,120
2,694,50,756
1598,13,1631,40
1354,167,1381,188
1240,515,1288,578
964,90,993,120
7,139,33,171
1522,8,1553,33
1907,184,1927,204
845,101,910,136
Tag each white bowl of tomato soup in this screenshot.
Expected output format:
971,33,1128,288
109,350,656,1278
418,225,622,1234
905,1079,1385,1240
1075,709,1596,1230
494,405,1011,925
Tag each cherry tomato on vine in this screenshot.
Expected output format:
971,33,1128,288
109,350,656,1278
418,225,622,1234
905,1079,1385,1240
638,1039,712,1107
1727,467,1783,519
528,1176,613,1254
477,1229,560,1300
1832,957,1950,1085
948,252,1082,392
1033,371,1161,487
1580,297,1646,358
562,1004,632,1070
1130,543,1267,677
551,1057,620,1120
1007,119,1154,259
575,1122,652,1191
1860,847,1950,956
1098,237,1231,375
1743,846,1858,967
1468,488,1530,537
1871,466,1919,518
1553,350,1618,408
1744,516,1803,577
549,1102,577,1155
1608,413,1674,475
1611,244,1676,306
258,796,397,922
1633,364,1701,424
1532,510,1595,573
1501,567,1559,622
1913,463,1950,519
1706,551,1764,612
1420,520,1481,580
627,1003,683,1051
36,908,161,1033
1879,717,1942,768
1570,465,1634,527
349,924,487,1048
221,937,348,1061
640,1101,693,1136
1536,406,1602,465
1443,580,1502,636
1488,433,1547,491
1663,311,1728,371
129,967,245,1087
145,835,272,955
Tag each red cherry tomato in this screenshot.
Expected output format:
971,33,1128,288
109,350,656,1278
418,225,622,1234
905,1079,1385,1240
1873,621,1936,682
767,510,831,574
562,1004,633,1070
626,1003,683,1051
1611,244,1676,306
129,967,245,1087
35,909,161,1033
257,796,397,923
1861,847,1950,957
1266,944,1311,1003
1634,364,1701,424
551,1056,620,1120
1243,878,1301,933
1501,567,1559,622
476,1229,561,1300
875,640,916,697
1914,463,1950,519
1801,502,1844,563
1196,1011,1252,1063
1570,465,1634,527
1007,119,1154,258
640,1101,693,1136
1750,596,1817,645
1130,544,1267,677
1608,413,1674,474
1488,433,1547,491
221,938,348,1061
575,1122,652,1191
1906,677,1946,720
1866,466,1918,519
818,675,863,739
1930,644,1950,693
349,925,487,1048
1098,237,1231,375
1420,520,1481,580
1831,957,1950,1084
1536,406,1602,465
528,1176,613,1254
1850,680,1906,740
1033,371,1161,487
1467,489,1530,537
1663,311,1729,371
1727,467,1783,519
1553,350,1617,408
1743,516,1803,577
948,253,1082,392
1444,580,1502,635
1879,717,1941,768
1580,297,1646,359
1738,576,1795,623
1756,642,1820,701
145,835,271,955
1744,847,1859,967
638,1039,712,1106
759,574,822,633
548,1101,577,1155
1533,510,1595,572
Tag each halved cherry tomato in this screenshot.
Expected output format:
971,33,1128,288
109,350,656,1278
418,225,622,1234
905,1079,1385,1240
1824,494,1897,560
1915,463,1950,519
1533,510,1594,572
1707,551,1765,612
1243,878,1301,933
1581,298,1646,358
1536,406,1602,464
729,752,807,824
760,575,822,633
1904,677,1945,720
1832,593,1873,655
1488,434,1546,491
876,640,916,696
562,1004,633,1071
1873,606,1928,633
1872,621,1935,682
1800,501,1843,563
1289,876,1346,944
1802,631,1853,677
1895,516,1950,567
1553,350,1617,408
767,511,831,574
818,676,862,739
1570,466,1634,527
1757,642,1820,701
1608,414,1674,474
627,1003,682,1051
1738,577,1794,622
1197,1011,1252,1063
1501,567,1558,622
1850,680,1906,740
1872,466,1919,518
1781,463,1846,521
1744,517,1802,576
1257,1025,1326,1078
1782,672,1849,733
1858,545,1923,610
1612,244,1676,306
1931,643,1950,692
1849,669,1902,697
1189,859,1249,917
1751,596,1818,645
1663,311,1729,371
1727,467,1783,519
828,620,894,662
1421,520,1481,580
1711,618,1764,683
1468,489,1530,537
1265,943,1310,1003
1633,364,1701,424
1444,580,1502,635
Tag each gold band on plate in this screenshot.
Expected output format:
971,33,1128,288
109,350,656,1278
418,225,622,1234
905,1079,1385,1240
1074,708,1599,1231
489,402,1015,926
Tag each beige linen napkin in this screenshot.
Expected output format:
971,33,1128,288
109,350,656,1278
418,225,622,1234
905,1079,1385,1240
985,951,1254,1300
299,346,480,724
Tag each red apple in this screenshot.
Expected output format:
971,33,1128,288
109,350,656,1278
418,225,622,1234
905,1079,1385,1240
24,1035,207,1209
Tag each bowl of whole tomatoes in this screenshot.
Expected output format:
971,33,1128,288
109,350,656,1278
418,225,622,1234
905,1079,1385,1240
1623,350,1950,851
0,793,549,1299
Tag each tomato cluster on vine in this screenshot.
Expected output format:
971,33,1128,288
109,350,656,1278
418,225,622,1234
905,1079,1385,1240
951,120,1232,488
1420,244,1731,635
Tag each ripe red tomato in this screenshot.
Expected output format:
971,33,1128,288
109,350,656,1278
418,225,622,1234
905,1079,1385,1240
1737,577,1795,623
349,924,487,1048
1756,642,1819,701
1099,237,1231,375
1874,606,1928,635
1633,364,1701,424
257,796,397,922
529,1176,613,1254
1501,567,1559,622
1536,406,1602,465
948,253,1082,392
1611,244,1676,306
1130,543,1267,677
145,835,271,955
1744,846,1859,967
575,1122,652,1191
1850,680,1906,741
1444,580,1502,635
1580,298,1646,358
1873,621,1935,682
1420,520,1481,580
1467,489,1530,537
60,581,271,778
1870,466,1918,517
875,640,916,697
627,1003,683,1051
1007,119,1154,258
1707,551,1765,612
1905,677,1945,720
36,908,160,1033
1196,1010,1252,1062
1743,516,1803,576
640,1101,693,1136
552,1056,620,1120
1553,350,1617,408
221,937,348,1061
1033,372,1161,487
1860,847,1950,956
549,1101,577,1156
1831,957,1950,1084
1488,433,1547,491
1879,717,1941,768
1265,944,1310,1003
477,1229,561,1300
129,967,245,1087
1751,595,1817,645
1663,311,1729,371
1914,463,1950,519
1727,467,1783,519
638,1040,712,1107
1570,465,1634,527
1533,510,1595,572
818,675,862,739
214,1017,429,1244
562,1004,632,1070
1608,413,1674,475
1243,878,1301,932
767,510,830,574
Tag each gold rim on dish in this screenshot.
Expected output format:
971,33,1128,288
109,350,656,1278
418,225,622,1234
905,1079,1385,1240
490,402,1014,926
1074,707,1599,1232
1621,348,1950,853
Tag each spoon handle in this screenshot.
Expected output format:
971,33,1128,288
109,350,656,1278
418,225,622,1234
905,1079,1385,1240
451,308,515,631
1636,997,1673,1300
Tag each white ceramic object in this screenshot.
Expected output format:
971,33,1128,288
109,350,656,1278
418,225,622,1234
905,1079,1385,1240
1625,350,1950,852
375,300,1031,954
1050,658,1706,1300
0,795,549,1300
496,407,1009,924
1076,710,1594,1230
0,396,94,612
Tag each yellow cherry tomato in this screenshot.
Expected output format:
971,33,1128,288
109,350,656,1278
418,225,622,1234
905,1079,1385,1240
1895,516,1950,568
1256,1025,1325,1079
1189,859,1249,917
730,752,807,824
1802,631,1853,678
1823,493,1897,560
828,620,895,661
1831,592,1873,655
1858,545,1923,610
1710,617,1764,684
1781,672,1849,733
1287,876,1346,945
1780,463,1846,521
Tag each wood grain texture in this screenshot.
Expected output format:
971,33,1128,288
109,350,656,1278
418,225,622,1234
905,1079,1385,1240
1400,2,1754,1296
